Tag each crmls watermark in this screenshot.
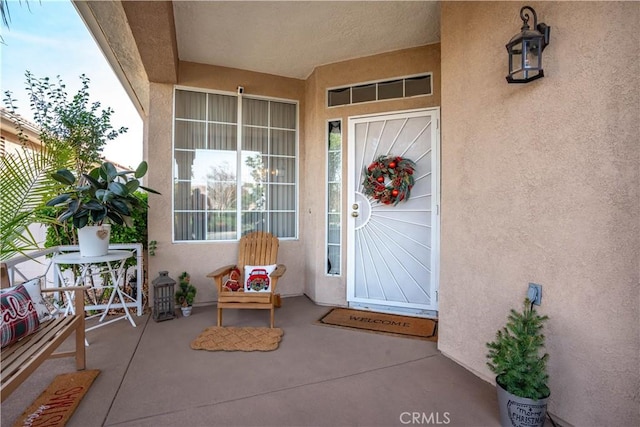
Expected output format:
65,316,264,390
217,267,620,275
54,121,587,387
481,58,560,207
399,412,451,425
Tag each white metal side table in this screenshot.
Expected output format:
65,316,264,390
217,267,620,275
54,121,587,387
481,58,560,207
52,250,136,332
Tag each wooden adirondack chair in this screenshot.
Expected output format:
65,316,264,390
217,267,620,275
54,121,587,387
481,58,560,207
207,231,286,328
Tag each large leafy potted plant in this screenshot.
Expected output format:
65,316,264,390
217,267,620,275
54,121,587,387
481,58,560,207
46,160,159,257
486,298,550,427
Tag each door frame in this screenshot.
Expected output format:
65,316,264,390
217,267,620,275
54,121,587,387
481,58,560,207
346,107,440,317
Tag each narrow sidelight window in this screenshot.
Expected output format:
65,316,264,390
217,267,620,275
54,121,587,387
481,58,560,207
327,120,342,275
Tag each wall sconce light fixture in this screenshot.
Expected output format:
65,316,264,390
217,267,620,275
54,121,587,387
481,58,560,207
506,6,551,83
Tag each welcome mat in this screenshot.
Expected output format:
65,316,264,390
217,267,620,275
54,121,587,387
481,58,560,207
317,308,438,342
13,369,100,427
191,326,283,352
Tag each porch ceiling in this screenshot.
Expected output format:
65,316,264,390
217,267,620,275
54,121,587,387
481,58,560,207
173,1,440,79
74,1,439,115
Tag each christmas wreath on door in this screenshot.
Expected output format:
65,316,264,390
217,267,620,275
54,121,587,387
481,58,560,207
362,155,416,205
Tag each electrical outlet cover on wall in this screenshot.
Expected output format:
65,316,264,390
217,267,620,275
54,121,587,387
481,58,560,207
527,283,542,305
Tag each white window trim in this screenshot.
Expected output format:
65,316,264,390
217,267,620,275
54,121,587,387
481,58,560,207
171,86,300,243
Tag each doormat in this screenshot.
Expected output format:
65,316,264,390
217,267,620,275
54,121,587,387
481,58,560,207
317,308,438,342
13,369,100,427
191,326,283,352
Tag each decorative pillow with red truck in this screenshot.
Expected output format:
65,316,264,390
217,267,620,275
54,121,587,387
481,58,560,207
244,264,277,292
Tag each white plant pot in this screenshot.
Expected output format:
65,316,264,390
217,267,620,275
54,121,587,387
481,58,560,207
181,306,193,317
78,225,111,257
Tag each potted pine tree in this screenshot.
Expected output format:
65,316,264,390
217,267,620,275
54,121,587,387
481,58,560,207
486,298,550,427
175,272,196,317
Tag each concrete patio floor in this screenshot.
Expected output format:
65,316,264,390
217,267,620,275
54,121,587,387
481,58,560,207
2,296,505,426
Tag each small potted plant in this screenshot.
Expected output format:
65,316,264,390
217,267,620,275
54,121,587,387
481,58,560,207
486,298,550,427
175,271,196,317
46,161,159,257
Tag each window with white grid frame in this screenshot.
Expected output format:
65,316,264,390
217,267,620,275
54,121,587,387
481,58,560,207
173,89,298,241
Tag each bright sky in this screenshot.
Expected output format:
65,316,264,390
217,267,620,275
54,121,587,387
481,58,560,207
0,0,142,168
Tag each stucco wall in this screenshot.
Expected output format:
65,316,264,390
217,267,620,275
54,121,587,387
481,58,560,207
303,44,441,307
145,63,306,304
144,47,441,307
76,0,150,115
440,2,639,426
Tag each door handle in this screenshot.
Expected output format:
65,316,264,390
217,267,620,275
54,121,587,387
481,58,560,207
351,212,359,218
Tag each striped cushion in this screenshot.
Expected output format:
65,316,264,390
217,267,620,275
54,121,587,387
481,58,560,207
1,284,40,348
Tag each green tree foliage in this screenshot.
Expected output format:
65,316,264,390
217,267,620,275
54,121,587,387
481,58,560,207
109,192,149,245
0,146,71,260
175,272,196,307
206,162,236,211
0,0,17,42
20,72,126,177
243,154,265,211
0,0,9,27
486,298,550,400
1,72,128,259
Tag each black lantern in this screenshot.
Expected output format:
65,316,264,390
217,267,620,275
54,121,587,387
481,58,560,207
152,271,176,322
506,6,550,83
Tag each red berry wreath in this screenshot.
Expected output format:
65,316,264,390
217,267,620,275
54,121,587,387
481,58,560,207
362,155,416,205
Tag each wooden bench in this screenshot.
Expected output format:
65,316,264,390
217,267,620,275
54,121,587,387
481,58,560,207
1,263,87,402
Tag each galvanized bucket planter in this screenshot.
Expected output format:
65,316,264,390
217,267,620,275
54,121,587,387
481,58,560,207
496,378,549,427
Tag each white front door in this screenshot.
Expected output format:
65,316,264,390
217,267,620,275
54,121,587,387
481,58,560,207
347,109,440,316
